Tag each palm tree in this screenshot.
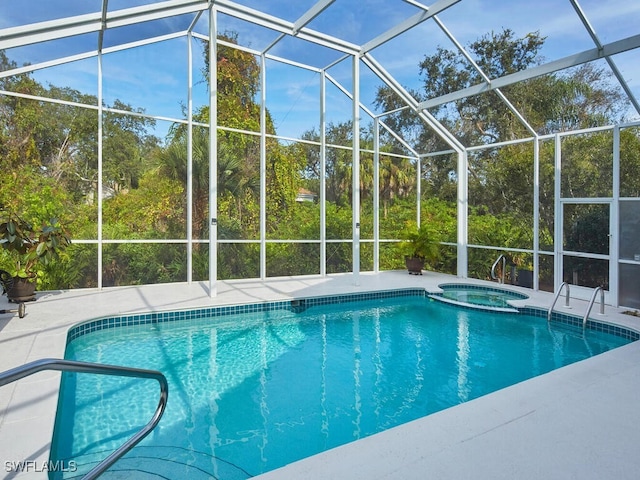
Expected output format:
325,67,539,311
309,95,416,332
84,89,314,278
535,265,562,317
157,127,261,238
380,155,414,218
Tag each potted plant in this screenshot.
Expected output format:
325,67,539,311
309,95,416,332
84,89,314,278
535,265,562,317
0,209,71,302
396,222,440,275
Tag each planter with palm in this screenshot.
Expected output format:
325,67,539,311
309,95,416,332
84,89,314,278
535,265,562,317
396,222,440,275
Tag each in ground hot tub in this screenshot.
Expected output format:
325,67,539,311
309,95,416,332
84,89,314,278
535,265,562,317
429,283,528,312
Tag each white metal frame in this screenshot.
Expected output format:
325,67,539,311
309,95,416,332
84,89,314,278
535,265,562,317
0,0,639,304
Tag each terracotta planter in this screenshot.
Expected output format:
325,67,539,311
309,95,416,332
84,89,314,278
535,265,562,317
7,277,36,303
405,256,425,275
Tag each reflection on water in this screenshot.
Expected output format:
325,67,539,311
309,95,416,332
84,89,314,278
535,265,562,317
456,315,470,402
51,298,630,479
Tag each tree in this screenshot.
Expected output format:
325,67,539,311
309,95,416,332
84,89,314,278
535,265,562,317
102,100,158,193
0,52,45,171
371,28,634,283
161,33,267,243
0,48,165,287
379,154,414,218
299,121,379,207
376,28,627,146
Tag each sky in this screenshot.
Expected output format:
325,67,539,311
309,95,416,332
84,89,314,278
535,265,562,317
1,0,639,142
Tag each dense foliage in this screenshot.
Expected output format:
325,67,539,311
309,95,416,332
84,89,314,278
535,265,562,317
1,29,638,290
375,29,638,288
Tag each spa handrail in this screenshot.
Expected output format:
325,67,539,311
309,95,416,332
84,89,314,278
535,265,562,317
491,254,506,284
547,282,571,321
0,358,168,480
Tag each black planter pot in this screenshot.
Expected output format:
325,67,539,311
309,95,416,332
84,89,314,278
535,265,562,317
6,277,36,303
405,256,425,275
517,269,534,288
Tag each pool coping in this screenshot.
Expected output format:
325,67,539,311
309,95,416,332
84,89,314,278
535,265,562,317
1,271,640,479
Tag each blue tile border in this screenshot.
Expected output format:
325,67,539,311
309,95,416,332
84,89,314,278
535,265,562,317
65,288,639,345
522,307,640,341
66,288,426,345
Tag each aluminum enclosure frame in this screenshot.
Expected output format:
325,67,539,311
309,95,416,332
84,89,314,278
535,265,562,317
1,0,639,306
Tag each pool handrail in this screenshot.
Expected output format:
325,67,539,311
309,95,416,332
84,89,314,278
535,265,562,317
547,282,571,321
583,286,605,327
0,358,169,480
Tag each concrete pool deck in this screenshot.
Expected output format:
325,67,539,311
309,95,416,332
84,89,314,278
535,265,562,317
0,271,639,479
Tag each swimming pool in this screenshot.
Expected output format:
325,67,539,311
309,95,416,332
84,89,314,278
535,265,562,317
50,290,635,479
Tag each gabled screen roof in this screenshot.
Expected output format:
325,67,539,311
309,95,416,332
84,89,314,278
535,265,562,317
1,0,639,144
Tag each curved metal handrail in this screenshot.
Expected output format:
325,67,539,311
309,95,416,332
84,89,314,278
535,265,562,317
0,358,168,480
547,282,571,322
583,286,605,327
491,254,506,284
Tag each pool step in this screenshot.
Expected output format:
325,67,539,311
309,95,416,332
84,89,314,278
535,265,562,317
428,294,519,313
56,445,252,480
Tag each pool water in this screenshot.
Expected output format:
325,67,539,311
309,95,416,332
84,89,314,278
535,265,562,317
51,296,631,479
434,283,528,309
